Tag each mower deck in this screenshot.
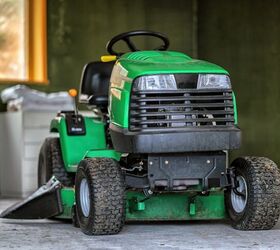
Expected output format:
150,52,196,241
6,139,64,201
57,188,226,221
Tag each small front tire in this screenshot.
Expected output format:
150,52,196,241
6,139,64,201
225,156,280,230
75,158,125,235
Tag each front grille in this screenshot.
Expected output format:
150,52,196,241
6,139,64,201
129,89,235,132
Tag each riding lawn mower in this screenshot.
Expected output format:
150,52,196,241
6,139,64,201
1,31,280,235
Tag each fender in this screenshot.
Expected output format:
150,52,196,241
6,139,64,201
84,149,121,161
50,114,107,172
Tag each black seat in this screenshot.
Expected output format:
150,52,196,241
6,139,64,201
79,61,114,110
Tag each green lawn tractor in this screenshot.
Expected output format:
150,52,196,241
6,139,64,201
1,30,280,235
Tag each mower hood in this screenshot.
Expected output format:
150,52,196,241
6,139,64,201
118,51,229,79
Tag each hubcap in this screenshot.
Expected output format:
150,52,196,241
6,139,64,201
231,175,248,213
80,178,90,217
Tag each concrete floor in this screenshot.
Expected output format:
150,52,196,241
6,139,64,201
0,198,280,250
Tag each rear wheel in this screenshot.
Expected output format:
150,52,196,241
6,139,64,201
38,138,74,187
75,158,125,235
225,156,280,230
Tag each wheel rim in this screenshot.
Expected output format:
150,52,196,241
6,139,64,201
80,178,90,217
231,175,248,213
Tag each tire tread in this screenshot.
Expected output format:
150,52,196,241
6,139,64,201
76,158,125,235
228,156,280,230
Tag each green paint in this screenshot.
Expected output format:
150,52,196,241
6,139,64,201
119,51,228,79
56,188,226,220
50,116,106,171
232,92,238,125
189,203,196,216
126,191,226,221
128,198,146,212
85,149,121,161
109,88,130,128
137,202,146,211
64,165,78,172
56,188,75,219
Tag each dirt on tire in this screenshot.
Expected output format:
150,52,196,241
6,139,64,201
226,156,280,230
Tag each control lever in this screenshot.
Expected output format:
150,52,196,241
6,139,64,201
66,89,86,135
68,88,78,123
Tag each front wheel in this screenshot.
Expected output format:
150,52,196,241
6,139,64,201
225,156,280,230
75,158,125,235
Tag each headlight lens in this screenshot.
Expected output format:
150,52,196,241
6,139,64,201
197,74,231,89
133,74,231,90
134,74,177,90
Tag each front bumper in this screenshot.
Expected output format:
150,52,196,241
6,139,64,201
110,124,241,153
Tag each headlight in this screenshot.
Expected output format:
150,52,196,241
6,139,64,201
197,74,231,89
133,74,231,90
134,74,177,90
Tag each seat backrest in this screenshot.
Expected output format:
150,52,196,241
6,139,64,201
79,61,114,109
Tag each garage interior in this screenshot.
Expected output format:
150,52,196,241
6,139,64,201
0,0,280,249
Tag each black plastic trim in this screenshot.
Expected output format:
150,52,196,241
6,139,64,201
59,111,86,136
129,88,235,132
147,152,227,191
110,124,241,153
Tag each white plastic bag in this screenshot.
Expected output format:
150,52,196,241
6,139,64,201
1,85,74,111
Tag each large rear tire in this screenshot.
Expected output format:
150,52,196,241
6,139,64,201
75,158,125,235
38,137,74,187
225,156,280,230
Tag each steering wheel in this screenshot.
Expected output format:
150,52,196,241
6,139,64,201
106,30,170,56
